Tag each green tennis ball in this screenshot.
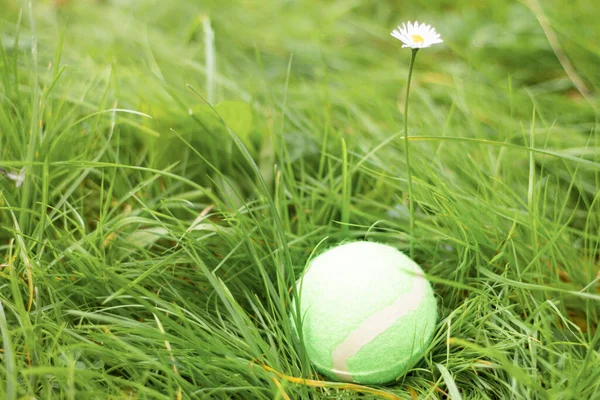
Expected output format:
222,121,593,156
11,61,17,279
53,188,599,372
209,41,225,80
291,241,437,385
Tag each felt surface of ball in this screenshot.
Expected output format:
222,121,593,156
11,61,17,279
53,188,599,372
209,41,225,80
292,241,437,385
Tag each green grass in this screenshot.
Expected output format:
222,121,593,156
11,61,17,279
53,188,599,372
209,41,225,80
1,0,599,398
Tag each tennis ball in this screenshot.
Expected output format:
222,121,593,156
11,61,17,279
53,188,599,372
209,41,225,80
291,241,437,385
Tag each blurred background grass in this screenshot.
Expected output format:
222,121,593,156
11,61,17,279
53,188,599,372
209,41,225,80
0,0,599,399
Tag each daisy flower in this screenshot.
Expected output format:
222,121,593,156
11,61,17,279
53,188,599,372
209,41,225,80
391,21,443,49
0,167,26,187
389,21,443,257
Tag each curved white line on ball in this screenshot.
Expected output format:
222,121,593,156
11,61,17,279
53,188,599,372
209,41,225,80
330,263,427,382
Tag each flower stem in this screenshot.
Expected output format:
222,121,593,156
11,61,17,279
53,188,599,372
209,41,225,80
404,48,418,258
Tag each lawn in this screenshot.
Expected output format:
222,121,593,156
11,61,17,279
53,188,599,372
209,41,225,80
0,0,599,398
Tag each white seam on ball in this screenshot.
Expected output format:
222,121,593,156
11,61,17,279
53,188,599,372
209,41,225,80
330,262,427,381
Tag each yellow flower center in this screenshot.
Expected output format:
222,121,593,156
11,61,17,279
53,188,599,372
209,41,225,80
411,34,425,44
